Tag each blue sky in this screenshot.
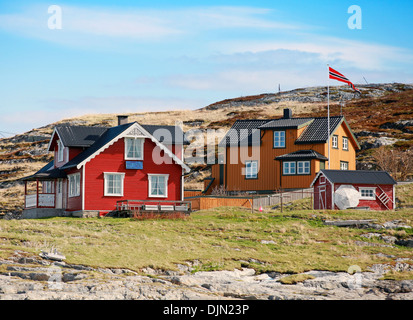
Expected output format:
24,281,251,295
1,0,412,135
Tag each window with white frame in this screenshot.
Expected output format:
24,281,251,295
245,160,258,179
342,137,349,150
148,174,168,197
104,173,125,196
297,161,310,174
360,187,376,200
68,173,80,197
273,131,286,148
332,135,338,149
125,138,144,160
57,140,64,162
283,161,296,175
340,161,349,170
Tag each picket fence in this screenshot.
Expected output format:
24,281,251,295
185,188,313,211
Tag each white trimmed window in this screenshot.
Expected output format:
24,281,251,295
245,161,258,179
332,135,338,149
148,174,168,198
125,138,144,160
360,187,376,200
342,137,349,150
274,131,286,148
340,161,349,170
104,173,125,196
297,161,310,174
283,161,296,175
57,140,64,162
68,173,80,197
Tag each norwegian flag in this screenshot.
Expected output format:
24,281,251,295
329,67,361,94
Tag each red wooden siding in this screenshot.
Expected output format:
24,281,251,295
313,176,395,211
313,178,334,210
336,183,395,210
84,137,183,213
65,167,82,212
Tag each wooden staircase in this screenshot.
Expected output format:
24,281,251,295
376,185,393,210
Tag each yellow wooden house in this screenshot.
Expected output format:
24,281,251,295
204,108,360,194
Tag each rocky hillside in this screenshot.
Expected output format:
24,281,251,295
1,82,412,215
203,83,413,110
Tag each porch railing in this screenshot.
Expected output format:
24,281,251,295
25,194,37,208
25,193,55,208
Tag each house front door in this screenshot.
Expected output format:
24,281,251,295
56,179,63,209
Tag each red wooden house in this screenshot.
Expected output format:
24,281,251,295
22,116,190,218
311,169,397,211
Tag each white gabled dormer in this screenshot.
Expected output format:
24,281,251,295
48,127,67,168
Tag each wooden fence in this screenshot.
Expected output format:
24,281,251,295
185,188,313,211
184,189,203,198
252,188,313,210
186,195,253,211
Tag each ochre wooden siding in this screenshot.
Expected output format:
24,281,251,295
222,127,327,191
188,196,252,211
84,137,183,213
280,160,322,189
184,190,203,198
328,124,357,170
217,121,358,192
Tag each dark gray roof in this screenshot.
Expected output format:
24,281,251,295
275,150,328,161
55,125,108,147
61,122,135,170
259,118,314,129
21,161,67,181
295,116,344,144
55,123,188,148
319,170,397,185
219,115,354,147
142,124,189,145
219,120,267,147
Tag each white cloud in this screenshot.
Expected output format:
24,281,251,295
0,4,300,48
217,35,413,70
166,47,413,94
1,95,204,134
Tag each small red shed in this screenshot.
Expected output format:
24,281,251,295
311,170,397,211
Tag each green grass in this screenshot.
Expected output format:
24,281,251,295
0,206,412,277
278,273,315,284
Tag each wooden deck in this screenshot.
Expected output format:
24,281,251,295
108,199,192,218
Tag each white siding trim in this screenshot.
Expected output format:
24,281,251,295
393,185,396,209
81,165,85,210
76,122,190,173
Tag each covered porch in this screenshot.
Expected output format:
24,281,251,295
21,162,67,210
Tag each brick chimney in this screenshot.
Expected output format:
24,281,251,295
283,108,292,119
117,115,129,126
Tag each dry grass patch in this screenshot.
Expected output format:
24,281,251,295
278,273,316,285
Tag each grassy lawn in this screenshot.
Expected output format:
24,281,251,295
0,206,412,277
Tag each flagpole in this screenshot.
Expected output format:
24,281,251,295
327,64,330,169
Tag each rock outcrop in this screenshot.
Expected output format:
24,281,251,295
1,251,412,300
